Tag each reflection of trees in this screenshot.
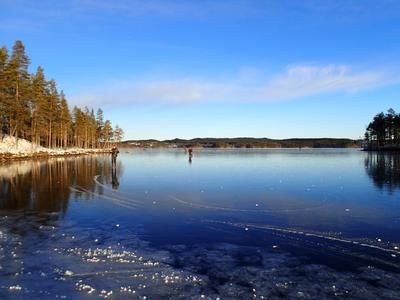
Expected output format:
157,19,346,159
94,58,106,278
0,155,119,213
365,152,400,193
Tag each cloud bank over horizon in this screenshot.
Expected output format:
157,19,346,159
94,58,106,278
70,64,396,108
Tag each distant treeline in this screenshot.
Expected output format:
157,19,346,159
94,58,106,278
0,40,123,148
365,109,400,150
123,137,360,148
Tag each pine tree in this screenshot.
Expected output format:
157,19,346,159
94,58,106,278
4,40,31,139
59,91,71,148
103,120,113,148
89,109,97,149
83,107,91,148
96,108,104,147
31,66,47,145
72,106,84,148
0,47,8,137
113,125,124,144
46,80,59,148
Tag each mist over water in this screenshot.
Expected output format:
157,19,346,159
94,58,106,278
0,149,400,299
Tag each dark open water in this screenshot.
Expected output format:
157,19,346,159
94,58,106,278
0,149,399,299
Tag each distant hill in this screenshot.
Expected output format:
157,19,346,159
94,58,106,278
122,137,361,149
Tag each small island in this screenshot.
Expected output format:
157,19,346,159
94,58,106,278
364,109,400,151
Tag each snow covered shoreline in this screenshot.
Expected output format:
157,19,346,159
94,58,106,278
0,135,110,160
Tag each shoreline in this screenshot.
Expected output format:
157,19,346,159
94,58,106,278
0,149,111,161
0,135,113,161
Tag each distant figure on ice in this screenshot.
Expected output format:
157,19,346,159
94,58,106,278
188,146,193,164
111,144,119,167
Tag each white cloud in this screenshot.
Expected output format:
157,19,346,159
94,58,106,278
70,64,396,107
259,64,391,101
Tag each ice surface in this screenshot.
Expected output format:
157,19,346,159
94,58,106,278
1,149,400,299
1,211,400,299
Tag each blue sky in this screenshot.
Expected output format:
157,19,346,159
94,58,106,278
1,0,400,140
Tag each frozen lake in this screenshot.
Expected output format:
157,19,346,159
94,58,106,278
0,148,400,299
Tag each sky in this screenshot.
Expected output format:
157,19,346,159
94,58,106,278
1,0,400,140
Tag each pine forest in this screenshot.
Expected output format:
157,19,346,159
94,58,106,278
0,40,123,149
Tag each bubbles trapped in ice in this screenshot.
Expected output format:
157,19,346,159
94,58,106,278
47,242,207,298
8,285,22,291
120,285,136,294
76,281,95,294
7,239,399,300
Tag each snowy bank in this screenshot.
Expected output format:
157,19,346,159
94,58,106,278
0,135,110,160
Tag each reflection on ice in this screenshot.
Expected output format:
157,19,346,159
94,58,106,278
0,155,120,212
365,152,400,193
